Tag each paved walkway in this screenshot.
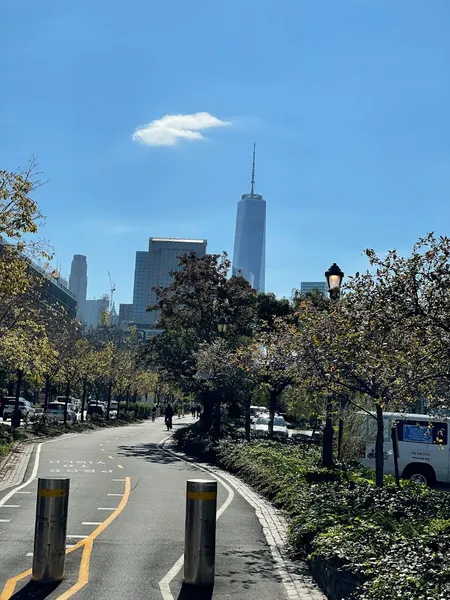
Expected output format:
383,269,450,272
0,443,34,493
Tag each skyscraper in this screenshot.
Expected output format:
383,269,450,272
131,238,207,327
147,237,207,325
131,251,150,325
300,281,328,296
232,144,266,291
69,254,87,319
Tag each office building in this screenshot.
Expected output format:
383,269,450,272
232,144,266,291
119,303,133,327
84,296,109,328
132,237,207,327
300,281,328,296
131,251,150,325
69,255,87,319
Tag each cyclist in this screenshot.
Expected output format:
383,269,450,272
164,403,174,431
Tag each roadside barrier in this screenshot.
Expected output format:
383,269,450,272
32,477,70,583
184,479,217,586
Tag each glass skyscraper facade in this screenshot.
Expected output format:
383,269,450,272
132,238,207,327
132,251,150,324
232,146,266,291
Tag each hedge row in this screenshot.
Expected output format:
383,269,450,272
174,424,450,600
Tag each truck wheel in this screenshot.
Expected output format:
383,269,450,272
402,464,436,487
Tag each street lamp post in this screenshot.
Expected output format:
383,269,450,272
325,263,344,300
322,263,344,467
212,317,228,438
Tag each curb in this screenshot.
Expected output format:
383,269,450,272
160,440,325,600
0,442,35,493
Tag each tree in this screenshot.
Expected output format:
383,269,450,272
0,319,56,426
151,252,257,342
194,339,252,438
297,270,434,485
239,319,299,437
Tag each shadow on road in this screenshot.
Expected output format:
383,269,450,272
177,583,213,599
221,548,283,588
118,443,198,469
10,581,61,599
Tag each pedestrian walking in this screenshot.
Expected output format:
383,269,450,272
196,404,202,418
164,403,174,431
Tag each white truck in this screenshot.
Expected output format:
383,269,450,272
358,411,449,486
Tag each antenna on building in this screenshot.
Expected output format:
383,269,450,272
250,142,256,196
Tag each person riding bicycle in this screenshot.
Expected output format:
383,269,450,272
151,405,157,421
164,403,174,431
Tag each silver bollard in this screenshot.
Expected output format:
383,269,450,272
184,479,217,586
32,478,70,583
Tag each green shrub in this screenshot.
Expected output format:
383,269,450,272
175,426,450,600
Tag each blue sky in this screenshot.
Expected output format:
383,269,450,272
2,0,449,305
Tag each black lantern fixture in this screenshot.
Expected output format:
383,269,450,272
325,263,344,300
217,317,228,336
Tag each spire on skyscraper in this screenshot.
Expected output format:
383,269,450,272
250,142,256,197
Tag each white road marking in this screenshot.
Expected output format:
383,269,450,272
15,491,31,495
0,519,11,522
0,434,79,509
107,493,123,496
113,478,126,482
157,437,235,600
82,522,102,525
2,505,20,508
26,552,33,557
97,507,116,511
67,535,87,539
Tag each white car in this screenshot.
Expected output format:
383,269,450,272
252,415,289,439
2,397,36,421
46,402,78,425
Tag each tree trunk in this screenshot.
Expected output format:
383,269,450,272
126,386,130,408
244,396,251,442
213,394,221,439
201,391,214,431
44,374,50,410
268,389,277,438
64,380,70,425
81,378,87,423
106,380,113,420
12,369,23,428
375,403,384,488
322,397,334,468
337,398,345,461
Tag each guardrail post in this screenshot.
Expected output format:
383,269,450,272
32,477,70,583
184,479,217,586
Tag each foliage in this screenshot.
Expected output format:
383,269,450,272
175,427,450,600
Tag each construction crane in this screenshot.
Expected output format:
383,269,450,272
108,271,116,315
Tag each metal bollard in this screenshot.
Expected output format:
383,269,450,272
32,478,70,583
184,479,217,586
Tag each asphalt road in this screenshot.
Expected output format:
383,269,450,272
0,417,287,600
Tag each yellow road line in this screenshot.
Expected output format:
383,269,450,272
108,456,113,460
56,539,93,600
0,568,31,600
0,478,131,600
117,464,123,469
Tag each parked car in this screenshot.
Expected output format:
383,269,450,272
250,405,268,424
87,404,106,418
2,397,36,421
252,415,289,439
46,402,78,425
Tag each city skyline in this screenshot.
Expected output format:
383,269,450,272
3,1,448,307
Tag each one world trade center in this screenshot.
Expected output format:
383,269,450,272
232,144,266,291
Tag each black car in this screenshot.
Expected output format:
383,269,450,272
87,404,105,417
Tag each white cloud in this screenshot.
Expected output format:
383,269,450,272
132,112,231,147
